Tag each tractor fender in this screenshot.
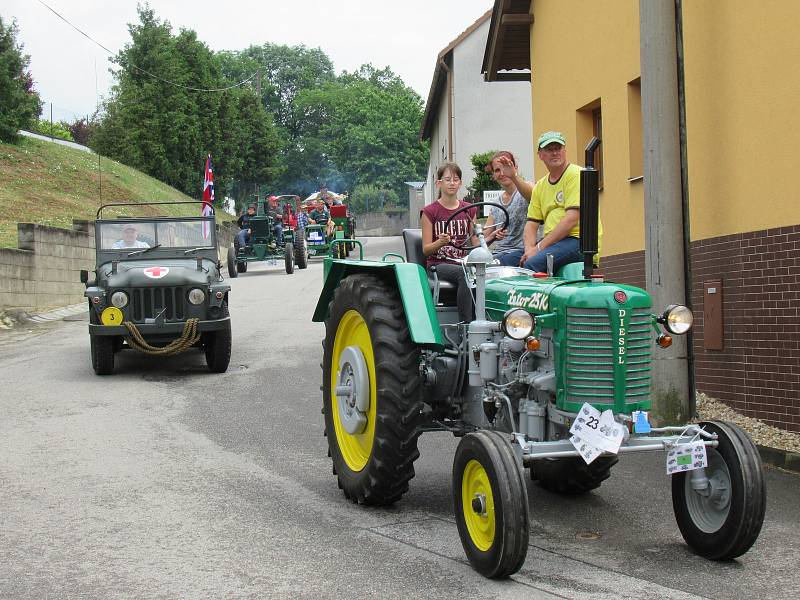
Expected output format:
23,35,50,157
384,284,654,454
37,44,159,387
312,260,444,350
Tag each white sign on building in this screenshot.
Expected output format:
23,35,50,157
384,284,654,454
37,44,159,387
482,190,503,216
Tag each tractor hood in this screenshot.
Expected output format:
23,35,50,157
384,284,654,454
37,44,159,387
98,259,216,288
485,274,652,320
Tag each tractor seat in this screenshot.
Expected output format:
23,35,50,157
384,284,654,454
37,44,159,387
402,229,457,304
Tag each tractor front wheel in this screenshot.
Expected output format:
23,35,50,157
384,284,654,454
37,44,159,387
227,244,237,278
453,431,529,578
322,274,422,505
285,242,295,274
236,260,248,273
671,420,765,560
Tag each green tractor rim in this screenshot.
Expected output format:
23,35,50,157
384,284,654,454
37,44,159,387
331,310,377,472
462,459,495,551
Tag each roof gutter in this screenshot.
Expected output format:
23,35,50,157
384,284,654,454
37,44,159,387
438,58,454,161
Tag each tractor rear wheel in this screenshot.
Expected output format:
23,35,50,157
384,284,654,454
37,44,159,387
453,431,529,578
295,239,308,269
530,456,618,494
227,244,237,278
285,242,295,274
236,261,248,273
322,274,422,505
672,420,765,560
203,304,231,373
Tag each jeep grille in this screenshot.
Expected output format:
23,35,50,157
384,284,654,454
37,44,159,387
564,307,651,406
129,287,186,322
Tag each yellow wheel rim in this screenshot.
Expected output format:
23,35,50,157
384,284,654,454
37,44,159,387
331,310,376,472
462,459,495,552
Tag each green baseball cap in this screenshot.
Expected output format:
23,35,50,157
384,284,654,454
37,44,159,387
537,131,566,149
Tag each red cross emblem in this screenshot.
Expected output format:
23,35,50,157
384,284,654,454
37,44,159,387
143,266,169,279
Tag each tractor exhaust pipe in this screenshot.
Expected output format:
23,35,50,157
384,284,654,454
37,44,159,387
580,137,602,279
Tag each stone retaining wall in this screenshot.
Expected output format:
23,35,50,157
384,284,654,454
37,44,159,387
355,211,410,236
0,220,240,312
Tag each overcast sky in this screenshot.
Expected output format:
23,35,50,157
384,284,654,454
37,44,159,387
5,0,493,122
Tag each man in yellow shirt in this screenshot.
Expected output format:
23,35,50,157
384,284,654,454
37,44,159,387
498,131,601,273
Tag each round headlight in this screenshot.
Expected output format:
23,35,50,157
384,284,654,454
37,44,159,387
663,304,693,335
502,308,534,340
110,291,128,308
188,288,206,305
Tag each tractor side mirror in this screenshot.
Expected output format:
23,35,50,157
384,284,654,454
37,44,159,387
80,269,89,283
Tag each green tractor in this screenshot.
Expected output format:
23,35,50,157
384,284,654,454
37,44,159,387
227,197,307,277
305,203,356,259
312,139,765,578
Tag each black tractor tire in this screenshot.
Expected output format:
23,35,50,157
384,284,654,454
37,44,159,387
236,260,248,273
322,273,423,505
295,239,308,269
530,455,618,494
227,244,237,278
203,304,232,373
90,335,115,375
285,242,295,274
453,430,529,578
672,420,766,560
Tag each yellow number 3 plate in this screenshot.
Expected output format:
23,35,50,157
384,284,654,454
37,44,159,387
100,307,124,326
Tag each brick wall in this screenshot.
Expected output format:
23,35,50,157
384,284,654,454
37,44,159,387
601,225,800,433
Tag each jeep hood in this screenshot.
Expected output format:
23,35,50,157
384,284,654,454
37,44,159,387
99,259,214,288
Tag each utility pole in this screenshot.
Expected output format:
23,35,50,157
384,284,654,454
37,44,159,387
49,103,54,141
256,69,262,98
640,1,691,423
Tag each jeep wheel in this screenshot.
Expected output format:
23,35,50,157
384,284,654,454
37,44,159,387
530,456,618,494
322,274,422,505
90,335,115,375
203,304,232,373
295,239,308,269
672,420,765,560
227,244,238,278
285,242,295,274
453,431,529,578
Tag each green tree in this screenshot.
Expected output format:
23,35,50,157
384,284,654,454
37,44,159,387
466,150,501,202
295,64,427,201
33,119,74,141
91,6,280,200
0,16,42,142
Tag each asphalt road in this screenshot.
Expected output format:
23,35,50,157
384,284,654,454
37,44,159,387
1,236,798,599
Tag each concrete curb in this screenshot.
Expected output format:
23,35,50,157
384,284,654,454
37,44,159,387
758,445,800,473
0,303,87,329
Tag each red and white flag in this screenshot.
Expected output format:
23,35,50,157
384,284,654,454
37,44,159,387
201,154,214,237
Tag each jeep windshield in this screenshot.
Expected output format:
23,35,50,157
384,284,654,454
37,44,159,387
98,219,213,251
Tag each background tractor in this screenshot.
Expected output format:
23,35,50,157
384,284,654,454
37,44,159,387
312,139,765,578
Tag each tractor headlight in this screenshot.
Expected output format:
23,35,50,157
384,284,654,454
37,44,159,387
502,308,534,340
110,291,128,308
188,288,206,305
661,304,693,335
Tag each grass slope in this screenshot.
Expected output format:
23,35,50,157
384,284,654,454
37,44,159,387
0,137,230,248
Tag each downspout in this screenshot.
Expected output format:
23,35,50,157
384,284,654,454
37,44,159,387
675,0,696,416
439,57,454,161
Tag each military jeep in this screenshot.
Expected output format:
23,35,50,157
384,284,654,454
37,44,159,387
82,202,232,375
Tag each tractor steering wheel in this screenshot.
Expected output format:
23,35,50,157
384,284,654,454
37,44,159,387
442,201,510,251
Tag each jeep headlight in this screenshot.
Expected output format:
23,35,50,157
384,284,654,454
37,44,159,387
188,288,206,305
502,308,534,340
662,304,693,335
110,291,128,308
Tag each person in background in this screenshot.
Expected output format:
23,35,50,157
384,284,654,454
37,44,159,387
420,162,477,322
112,224,149,249
235,204,256,250
267,196,284,245
309,200,334,237
297,204,309,231
481,150,531,264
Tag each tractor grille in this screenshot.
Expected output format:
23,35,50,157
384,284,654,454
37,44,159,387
129,287,186,322
564,307,652,406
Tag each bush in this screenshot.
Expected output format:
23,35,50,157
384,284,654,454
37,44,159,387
0,17,42,142
466,150,501,201
33,119,74,141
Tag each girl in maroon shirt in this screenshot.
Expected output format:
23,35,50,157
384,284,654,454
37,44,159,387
420,162,477,322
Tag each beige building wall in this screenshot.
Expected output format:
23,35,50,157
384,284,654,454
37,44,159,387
530,0,643,257
682,0,800,239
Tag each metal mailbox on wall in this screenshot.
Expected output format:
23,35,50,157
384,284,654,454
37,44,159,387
703,279,724,351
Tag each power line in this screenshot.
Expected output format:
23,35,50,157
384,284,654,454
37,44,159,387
36,0,261,93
